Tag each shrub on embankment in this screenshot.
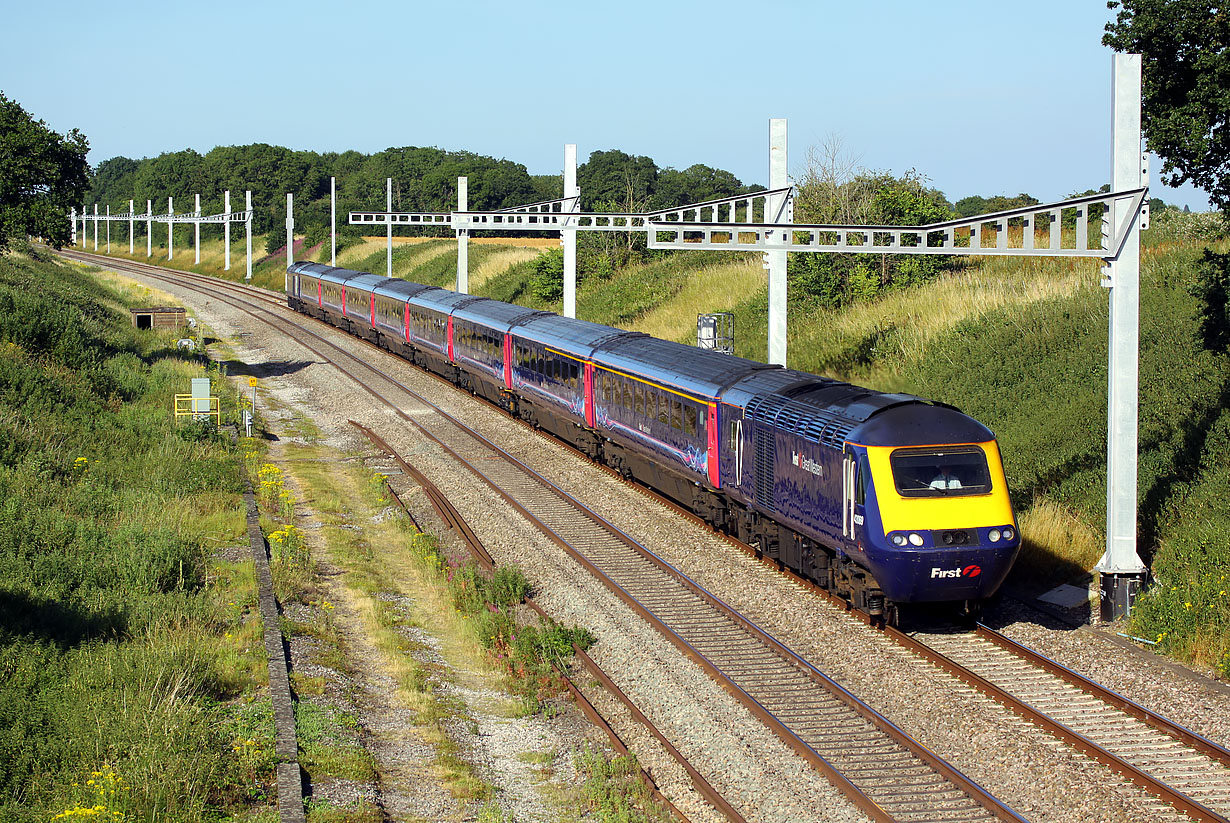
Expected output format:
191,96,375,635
0,251,260,820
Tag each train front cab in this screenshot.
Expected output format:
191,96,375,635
843,410,1020,617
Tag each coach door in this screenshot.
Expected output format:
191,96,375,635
842,446,857,541
734,419,743,487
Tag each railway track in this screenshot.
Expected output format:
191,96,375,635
60,249,1230,822
62,250,1025,823
897,624,1230,823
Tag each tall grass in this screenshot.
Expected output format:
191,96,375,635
0,252,266,820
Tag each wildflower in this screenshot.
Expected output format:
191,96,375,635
1185,601,1193,610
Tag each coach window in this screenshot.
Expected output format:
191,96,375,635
684,404,697,436
654,393,666,426
634,384,644,416
670,398,682,430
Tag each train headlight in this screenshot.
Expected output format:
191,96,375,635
989,529,1002,543
891,534,907,547
908,533,924,547
1003,527,1015,541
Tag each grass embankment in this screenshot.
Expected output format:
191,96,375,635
0,249,276,820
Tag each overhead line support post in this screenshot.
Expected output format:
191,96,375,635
168,197,174,260
225,190,231,271
93,204,98,251
195,193,201,265
386,177,392,277
563,144,578,319
286,193,294,270
1097,52,1148,621
146,200,152,258
106,205,110,253
330,177,336,268
767,118,789,366
457,176,468,293
245,190,252,281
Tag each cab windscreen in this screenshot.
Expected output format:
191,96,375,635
889,446,991,497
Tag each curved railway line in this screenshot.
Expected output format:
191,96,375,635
59,249,1230,823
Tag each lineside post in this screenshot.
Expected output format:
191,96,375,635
105,204,110,253
1097,52,1148,621
286,193,294,269
386,177,392,277
563,144,578,318
93,204,98,251
225,190,231,271
194,193,201,265
168,197,174,260
245,190,252,281
767,118,788,366
146,200,152,257
457,176,468,293
129,199,134,254
330,177,336,268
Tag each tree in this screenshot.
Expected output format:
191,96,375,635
790,137,956,306
577,149,659,212
954,193,1039,219
1191,249,1230,352
1104,2,1230,213
0,93,89,249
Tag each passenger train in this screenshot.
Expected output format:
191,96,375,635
286,262,1020,623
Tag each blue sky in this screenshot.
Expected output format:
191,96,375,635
2,0,1213,210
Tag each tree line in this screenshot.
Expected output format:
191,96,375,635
83,144,766,252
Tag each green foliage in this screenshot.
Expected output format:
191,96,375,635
576,149,759,213
575,250,731,327
1191,249,1230,352
1144,206,1228,246
1105,2,1230,214
789,170,955,308
0,253,253,821
408,532,592,707
530,247,565,302
954,192,1040,219
1128,399,1230,676
0,93,90,250
574,744,671,823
